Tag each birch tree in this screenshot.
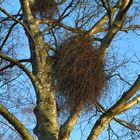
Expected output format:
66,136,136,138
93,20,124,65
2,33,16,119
0,0,140,140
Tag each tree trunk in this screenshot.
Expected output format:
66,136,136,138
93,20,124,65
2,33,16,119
33,78,59,140
20,1,59,137
25,18,59,140
30,36,59,140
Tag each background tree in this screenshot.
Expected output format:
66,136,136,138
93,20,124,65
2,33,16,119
0,0,140,140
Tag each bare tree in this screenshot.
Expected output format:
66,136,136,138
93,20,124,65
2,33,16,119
0,0,140,140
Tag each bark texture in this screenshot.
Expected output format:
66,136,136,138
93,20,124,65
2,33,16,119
20,0,59,139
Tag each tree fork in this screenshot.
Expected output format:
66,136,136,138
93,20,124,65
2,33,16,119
29,32,59,140
20,0,59,139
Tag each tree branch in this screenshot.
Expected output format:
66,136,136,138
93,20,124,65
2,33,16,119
39,19,81,33
118,95,140,113
0,104,34,140
88,2,120,35
0,58,30,72
96,102,140,131
87,74,140,140
59,101,83,140
0,7,35,44
110,75,140,114
99,0,133,58
0,53,36,88
121,25,140,32
0,18,22,50
100,0,112,27
114,117,140,131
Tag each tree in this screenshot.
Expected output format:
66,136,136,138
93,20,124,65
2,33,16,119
0,0,140,140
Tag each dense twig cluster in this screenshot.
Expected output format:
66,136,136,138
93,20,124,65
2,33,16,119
30,0,58,19
52,34,107,113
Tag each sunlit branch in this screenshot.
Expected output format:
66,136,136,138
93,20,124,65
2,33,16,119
110,75,140,114
87,74,139,140
56,0,67,5
100,0,112,26
59,101,83,140
89,2,120,35
96,102,140,131
0,53,36,87
0,59,30,72
0,104,34,140
99,0,133,58
121,0,133,12
119,95,140,113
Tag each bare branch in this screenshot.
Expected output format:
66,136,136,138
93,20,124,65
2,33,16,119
0,53,36,87
110,75,140,114
96,102,140,131
39,19,81,33
0,104,34,140
121,25,140,32
89,2,120,35
87,74,140,140
0,7,35,44
59,101,83,140
0,59,30,72
42,0,80,33
0,18,22,50
100,0,112,27
114,117,140,131
119,95,140,113
99,0,134,58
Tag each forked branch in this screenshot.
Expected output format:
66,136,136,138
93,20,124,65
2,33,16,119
87,74,140,140
0,53,36,88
